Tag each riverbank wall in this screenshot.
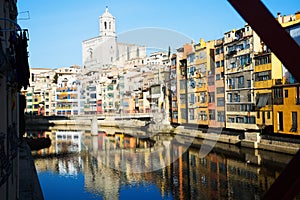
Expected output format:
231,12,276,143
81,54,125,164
29,118,300,155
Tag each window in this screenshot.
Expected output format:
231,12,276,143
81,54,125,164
278,112,284,131
273,88,283,104
228,117,235,123
221,60,224,66
107,93,114,98
216,61,220,68
238,76,244,88
255,54,271,66
236,117,244,123
188,54,195,63
257,111,260,119
285,90,289,98
172,101,177,108
291,112,298,132
209,110,215,120
208,76,214,86
180,80,186,90
217,111,225,122
107,85,114,91
228,93,233,102
217,97,225,106
173,111,178,119
255,71,271,81
267,111,271,119
217,87,224,94
90,93,96,99
104,21,107,29
189,93,195,104
199,51,206,59
189,108,195,120
216,47,223,55
216,74,221,80
200,92,207,103
171,58,176,66
181,108,187,120
198,111,207,121
228,78,235,89
180,94,186,104
208,92,215,103
234,93,240,102
248,93,252,102
247,80,251,88
239,54,251,66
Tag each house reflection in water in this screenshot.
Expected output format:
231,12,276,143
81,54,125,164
33,128,293,200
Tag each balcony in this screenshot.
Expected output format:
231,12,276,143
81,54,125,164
254,63,272,72
226,50,237,57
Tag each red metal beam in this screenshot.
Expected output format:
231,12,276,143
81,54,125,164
228,0,300,82
227,0,300,199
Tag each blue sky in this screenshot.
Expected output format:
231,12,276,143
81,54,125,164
17,0,300,68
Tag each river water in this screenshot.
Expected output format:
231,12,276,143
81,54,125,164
28,126,296,200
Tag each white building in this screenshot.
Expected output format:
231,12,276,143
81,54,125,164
82,7,146,70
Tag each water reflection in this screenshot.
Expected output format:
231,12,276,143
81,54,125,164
31,127,294,200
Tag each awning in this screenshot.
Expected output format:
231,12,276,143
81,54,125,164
256,94,269,108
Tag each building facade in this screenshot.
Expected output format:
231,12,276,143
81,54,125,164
214,39,226,128
224,25,260,130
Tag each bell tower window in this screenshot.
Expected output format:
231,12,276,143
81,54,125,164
104,21,107,30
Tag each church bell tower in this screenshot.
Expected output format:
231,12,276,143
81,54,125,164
99,6,116,39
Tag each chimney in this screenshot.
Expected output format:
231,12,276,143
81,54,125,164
277,12,282,23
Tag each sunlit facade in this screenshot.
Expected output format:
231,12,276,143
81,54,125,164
224,25,260,130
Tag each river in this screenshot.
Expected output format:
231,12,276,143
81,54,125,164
27,126,297,200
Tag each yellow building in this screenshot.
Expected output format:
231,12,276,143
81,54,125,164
271,12,300,135
194,39,215,126
32,93,42,115
253,50,282,132
272,84,300,134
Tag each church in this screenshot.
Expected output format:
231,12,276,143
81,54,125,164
82,7,146,70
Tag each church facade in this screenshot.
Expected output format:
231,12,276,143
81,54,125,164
82,7,146,70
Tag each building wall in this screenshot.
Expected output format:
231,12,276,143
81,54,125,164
254,51,283,129
178,43,193,124
214,39,226,128
273,84,300,135
224,25,259,130
0,0,28,198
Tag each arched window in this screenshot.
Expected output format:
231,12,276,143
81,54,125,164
109,22,111,29
104,21,107,29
